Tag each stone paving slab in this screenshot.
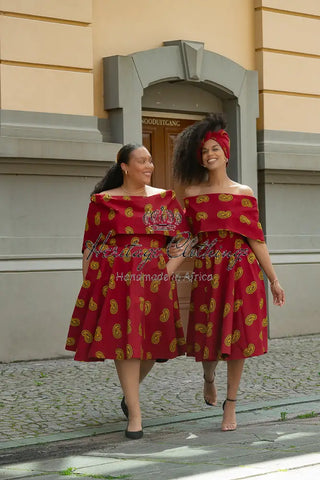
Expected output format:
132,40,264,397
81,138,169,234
0,417,319,480
0,335,319,444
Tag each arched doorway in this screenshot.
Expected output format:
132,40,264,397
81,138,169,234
103,39,259,191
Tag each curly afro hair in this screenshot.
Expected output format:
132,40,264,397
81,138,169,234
173,112,227,185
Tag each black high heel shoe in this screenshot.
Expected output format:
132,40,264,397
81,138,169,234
203,373,217,406
125,426,144,440
121,396,129,418
221,398,237,431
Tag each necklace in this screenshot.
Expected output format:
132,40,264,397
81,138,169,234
122,185,147,197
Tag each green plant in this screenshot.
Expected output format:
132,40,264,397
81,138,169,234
280,411,287,421
59,467,77,476
297,411,317,419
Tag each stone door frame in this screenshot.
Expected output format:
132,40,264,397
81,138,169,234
103,40,259,191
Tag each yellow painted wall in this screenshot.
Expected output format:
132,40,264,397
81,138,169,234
254,0,320,16
255,0,320,133
92,0,256,118
0,0,92,22
1,0,319,133
0,1,94,114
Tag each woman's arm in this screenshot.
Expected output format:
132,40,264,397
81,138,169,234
247,239,285,307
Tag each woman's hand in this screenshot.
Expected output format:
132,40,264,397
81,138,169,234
270,280,285,306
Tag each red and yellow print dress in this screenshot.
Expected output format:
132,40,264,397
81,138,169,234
65,190,188,361
184,193,268,361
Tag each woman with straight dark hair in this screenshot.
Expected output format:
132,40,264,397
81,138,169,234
66,144,188,439
173,114,285,431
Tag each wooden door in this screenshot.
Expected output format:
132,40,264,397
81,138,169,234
142,116,197,335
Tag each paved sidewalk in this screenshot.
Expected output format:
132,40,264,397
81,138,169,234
0,335,319,448
0,408,319,479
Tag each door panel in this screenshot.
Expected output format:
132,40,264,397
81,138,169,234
142,116,197,335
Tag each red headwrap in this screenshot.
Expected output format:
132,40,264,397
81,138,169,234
198,129,230,163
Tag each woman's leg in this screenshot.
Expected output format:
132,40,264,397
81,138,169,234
222,358,245,431
139,360,155,383
202,360,218,406
114,359,141,432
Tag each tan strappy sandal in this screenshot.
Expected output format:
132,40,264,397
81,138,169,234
221,398,237,431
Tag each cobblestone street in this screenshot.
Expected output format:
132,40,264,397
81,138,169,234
1,335,319,443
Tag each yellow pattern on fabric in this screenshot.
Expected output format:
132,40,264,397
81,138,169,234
112,324,122,339
150,280,161,293
127,319,132,334
90,261,99,270
247,253,256,264
144,301,152,315
126,344,133,359
110,299,118,314
95,351,105,359
160,308,170,322
108,209,115,220
151,331,162,344
169,338,177,352
219,194,233,202
217,210,232,219
66,337,75,346
232,330,241,343
246,281,257,294
89,298,98,311
214,251,222,264
125,207,134,217
94,211,101,225
235,238,244,249
81,330,93,343
240,215,251,224
195,323,207,333
209,298,216,312
207,322,213,337
234,267,243,280
108,274,116,289
211,274,219,288
245,314,257,326
115,348,124,360
233,299,243,312
243,344,255,357
203,346,209,359
76,299,85,308
196,211,208,221
241,198,253,208
196,195,209,203
223,303,231,318
218,230,228,238
70,318,80,327
94,326,102,341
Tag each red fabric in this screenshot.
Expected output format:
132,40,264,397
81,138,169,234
66,190,188,361
184,193,267,361
198,129,230,162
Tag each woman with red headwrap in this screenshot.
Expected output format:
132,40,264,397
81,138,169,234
173,113,285,431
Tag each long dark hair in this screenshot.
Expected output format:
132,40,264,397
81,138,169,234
91,143,142,194
173,113,227,185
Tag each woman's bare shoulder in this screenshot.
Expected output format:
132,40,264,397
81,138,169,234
184,184,202,197
230,182,255,197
